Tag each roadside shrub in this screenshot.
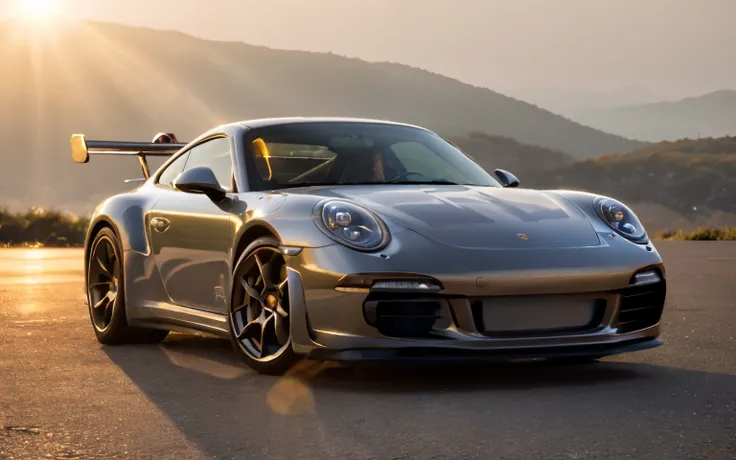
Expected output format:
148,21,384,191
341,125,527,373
0,207,89,247
656,227,736,241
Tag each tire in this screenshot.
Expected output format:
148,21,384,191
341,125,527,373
229,236,300,375
86,227,169,345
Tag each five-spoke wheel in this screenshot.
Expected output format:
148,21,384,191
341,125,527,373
230,237,299,374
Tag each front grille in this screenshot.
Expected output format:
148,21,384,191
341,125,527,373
363,294,442,338
615,281,666,333
470,297,606,338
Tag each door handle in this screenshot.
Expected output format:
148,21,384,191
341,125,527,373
151,217,171,233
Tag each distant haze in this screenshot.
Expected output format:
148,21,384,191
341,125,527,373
2,0,735,113
573,90,736,141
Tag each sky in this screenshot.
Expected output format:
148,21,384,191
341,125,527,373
2,0,735,113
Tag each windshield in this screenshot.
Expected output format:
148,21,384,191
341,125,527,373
242,122,501,191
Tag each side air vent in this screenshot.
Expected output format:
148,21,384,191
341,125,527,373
615,279,666,334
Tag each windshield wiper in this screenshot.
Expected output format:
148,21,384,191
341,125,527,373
382,172,461,185
383,180,462,185
275,181,380,189
274,180,463,190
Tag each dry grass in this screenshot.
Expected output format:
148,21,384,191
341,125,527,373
656,226,736,241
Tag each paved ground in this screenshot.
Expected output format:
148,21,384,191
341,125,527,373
0,243,735,460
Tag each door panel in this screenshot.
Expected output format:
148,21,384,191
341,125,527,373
150,191,233,313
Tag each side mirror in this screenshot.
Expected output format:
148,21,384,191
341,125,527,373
494,169,520,188
174,167,227,201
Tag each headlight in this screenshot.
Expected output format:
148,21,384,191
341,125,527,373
595,197,648,242
314,200,390,251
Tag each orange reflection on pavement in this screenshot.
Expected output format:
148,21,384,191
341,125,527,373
19,303,39,314
266,361,339,416
266,376,316,416
160,344,246,380
0,248,84,286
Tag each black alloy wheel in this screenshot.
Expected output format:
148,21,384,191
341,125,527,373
230,237,299,374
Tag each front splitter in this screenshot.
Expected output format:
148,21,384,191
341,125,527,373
305,338,663,362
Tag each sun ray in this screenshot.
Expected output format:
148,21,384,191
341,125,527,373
40,22,110,134
76,22,227,129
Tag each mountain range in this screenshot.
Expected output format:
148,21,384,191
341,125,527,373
573,90,736,142
1,19,734,232
0,19,643,213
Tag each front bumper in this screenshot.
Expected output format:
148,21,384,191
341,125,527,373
285,232,666,360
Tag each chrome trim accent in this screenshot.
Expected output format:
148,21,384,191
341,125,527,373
279,245,304,256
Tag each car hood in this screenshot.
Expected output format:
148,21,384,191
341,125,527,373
305,185,601,249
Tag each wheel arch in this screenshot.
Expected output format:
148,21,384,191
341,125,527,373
231,220,281,270
83,194,156,295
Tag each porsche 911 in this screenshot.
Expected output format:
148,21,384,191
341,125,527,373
71,118,666,374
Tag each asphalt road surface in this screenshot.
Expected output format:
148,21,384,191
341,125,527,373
1,243,735,460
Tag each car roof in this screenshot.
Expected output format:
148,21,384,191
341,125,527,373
235,117,431,131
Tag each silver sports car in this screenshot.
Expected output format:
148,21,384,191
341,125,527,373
71,118,666,374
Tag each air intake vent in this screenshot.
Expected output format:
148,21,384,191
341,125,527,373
364,297,441,338
615,281,666,334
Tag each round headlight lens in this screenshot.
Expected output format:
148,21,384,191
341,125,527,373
597,198,647,242
317,200,388,250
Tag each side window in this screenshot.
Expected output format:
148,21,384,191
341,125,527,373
157,152,190,187
183,137,234,191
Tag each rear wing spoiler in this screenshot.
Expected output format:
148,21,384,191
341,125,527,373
70,133,187,179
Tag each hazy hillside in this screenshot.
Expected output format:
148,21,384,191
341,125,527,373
0,19,642,214
447,132,574,173
574,90,736,142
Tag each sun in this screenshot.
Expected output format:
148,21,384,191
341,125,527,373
17,0,57,18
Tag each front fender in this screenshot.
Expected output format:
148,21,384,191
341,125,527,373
231,192,336,251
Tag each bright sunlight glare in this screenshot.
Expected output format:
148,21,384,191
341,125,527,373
17,0,57,18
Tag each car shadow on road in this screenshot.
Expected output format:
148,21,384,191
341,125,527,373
103,333,736,459
106,333,646,392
